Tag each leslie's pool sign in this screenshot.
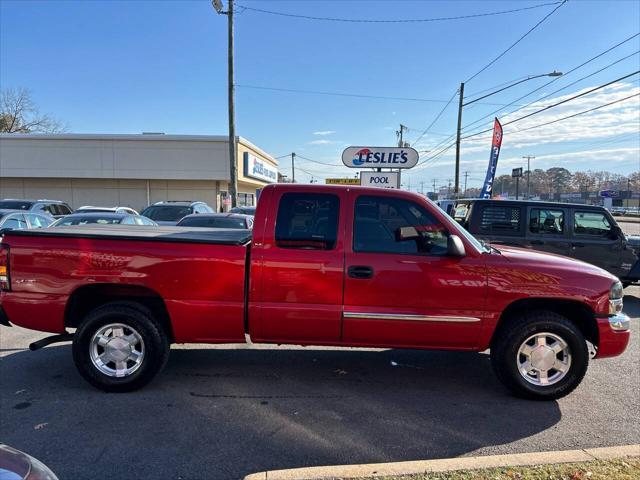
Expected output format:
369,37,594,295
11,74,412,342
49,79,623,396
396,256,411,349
342,146,419,169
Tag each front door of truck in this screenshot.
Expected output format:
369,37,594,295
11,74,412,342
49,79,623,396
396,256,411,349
342,192,487,349
251,188,346,343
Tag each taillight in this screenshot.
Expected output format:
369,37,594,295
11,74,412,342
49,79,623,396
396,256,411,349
0,244,9,291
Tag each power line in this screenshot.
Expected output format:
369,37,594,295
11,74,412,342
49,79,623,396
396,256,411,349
461,70,640,140
464,0,568,83
235,84,525,106
411,89,459,146
460,32,640,136
295,154,342,167
237,1,564,24
510,92,640,134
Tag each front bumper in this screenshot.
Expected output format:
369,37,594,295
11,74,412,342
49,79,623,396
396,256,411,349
595,314,631,358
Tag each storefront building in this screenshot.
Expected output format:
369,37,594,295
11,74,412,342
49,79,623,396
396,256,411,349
0,133,278,212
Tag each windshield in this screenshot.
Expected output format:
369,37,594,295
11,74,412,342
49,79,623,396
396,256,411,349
53,216,123,226
141,206,191,221
424,198,488,253
178,216,247,229
0,200,33,210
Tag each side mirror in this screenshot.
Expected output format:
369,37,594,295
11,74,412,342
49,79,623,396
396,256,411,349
447,234,466,257
396,226,419,242
609,226,622,240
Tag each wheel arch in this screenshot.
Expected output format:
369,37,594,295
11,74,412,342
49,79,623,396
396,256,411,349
65,283,175,343
491,298,598,349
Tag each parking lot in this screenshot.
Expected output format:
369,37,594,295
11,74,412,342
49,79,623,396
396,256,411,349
0,287,638,480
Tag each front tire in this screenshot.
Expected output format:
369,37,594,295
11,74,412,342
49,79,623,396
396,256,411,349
72,302,170,392
491,310,589,400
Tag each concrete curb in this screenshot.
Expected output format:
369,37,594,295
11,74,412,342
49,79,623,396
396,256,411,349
244,444,640,480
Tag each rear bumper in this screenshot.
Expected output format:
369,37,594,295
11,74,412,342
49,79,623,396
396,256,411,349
595,314,631,358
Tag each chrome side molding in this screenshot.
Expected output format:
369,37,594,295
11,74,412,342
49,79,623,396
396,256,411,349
343,312,481,323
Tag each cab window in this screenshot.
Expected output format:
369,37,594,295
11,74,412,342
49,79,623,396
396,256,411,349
1,214,27,230
479,205,522,235
275,193,339,250
574,211,612,237
529,208,564,235
353,196,448,255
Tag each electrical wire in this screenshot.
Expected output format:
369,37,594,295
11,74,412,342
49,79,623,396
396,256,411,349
295,154,342,167
461,70,640,140
411,89,459,147
236,1,564,24
464,0,568,84
235,84,523,106
508,92,640,134
460,32,640,136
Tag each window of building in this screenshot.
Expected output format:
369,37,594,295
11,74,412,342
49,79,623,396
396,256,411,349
529,208,564,235
479,205,521,235
275,193,339,250
238,193,254,207
353,196,448,255
574,211,612,237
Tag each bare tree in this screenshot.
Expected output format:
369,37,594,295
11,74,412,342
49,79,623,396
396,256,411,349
0,87,65,133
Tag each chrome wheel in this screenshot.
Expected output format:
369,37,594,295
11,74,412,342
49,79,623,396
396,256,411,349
90,323,145,378
517,332,571,386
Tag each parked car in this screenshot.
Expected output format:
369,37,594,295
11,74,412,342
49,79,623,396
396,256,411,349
0,444,58,480
177,213,253,229
229,206,256,216
0,185,629,400
452,199,639,287
0,199,72,218
0,210,54,232
74,206,140,215
51,212,157,227
436,200,455,216
140,201,214,225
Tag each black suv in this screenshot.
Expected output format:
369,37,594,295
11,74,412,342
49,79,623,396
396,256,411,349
0,199,72,218
140,200,214,225
452,199,639,286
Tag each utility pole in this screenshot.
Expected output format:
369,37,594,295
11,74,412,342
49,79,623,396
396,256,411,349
463,171,469,196
454,83,464,197
291,152,296,183
447,179,452,197
432,178,437,195
420,181,425,195
523,155,535,199
212,0,238,207
397,124,408,147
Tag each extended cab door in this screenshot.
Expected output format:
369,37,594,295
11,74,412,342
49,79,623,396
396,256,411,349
342,191,487,349
249,187,346,344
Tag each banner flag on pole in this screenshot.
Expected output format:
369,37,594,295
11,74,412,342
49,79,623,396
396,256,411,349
479,118,503,199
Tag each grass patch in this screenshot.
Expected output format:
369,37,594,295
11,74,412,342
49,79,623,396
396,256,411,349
370,458,640,480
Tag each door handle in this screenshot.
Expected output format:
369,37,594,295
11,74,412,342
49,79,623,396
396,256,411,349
348,265,374,279
531,240,544,246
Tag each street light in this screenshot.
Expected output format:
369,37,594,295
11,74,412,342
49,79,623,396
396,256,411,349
210,0,238,209
453,71,563,196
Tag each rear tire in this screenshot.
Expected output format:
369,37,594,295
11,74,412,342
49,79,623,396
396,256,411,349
72,301,170,392
491,310,588,400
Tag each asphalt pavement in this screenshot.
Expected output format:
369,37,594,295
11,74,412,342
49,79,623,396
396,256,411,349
1,288,638,480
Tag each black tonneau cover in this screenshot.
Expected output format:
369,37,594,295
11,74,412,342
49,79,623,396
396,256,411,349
4,225,252,246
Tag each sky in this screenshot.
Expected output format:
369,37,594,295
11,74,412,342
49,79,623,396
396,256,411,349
1,0,639,191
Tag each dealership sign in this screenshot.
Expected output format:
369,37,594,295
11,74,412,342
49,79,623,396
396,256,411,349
243,153,277,183
341,146,419,169
360,171,399,189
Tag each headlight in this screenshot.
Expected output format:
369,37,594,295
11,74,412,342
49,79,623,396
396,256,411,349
609,281,623,315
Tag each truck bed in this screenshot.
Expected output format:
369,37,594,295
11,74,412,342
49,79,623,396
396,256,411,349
4,225,252,245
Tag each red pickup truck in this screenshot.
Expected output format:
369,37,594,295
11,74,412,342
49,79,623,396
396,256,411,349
0,184,630,400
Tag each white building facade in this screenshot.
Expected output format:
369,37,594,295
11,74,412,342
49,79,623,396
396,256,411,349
0,133,278,212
